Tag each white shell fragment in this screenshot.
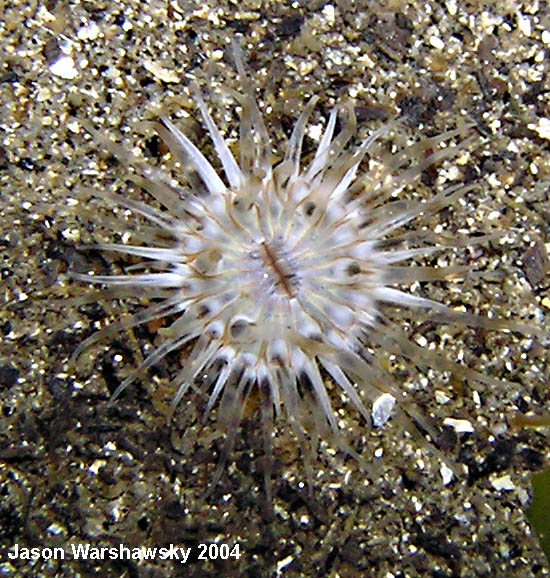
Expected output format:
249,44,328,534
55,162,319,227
77,22,100,41
49,55,78,80
372,393,396,427
440,463,454,485
530,118,550,139
143,59,180,83
490,474,516,492
443,417,475,433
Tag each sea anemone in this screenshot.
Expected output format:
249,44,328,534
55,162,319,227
69,40,541,498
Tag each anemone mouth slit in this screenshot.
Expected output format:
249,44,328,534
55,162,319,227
259,240,297,298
